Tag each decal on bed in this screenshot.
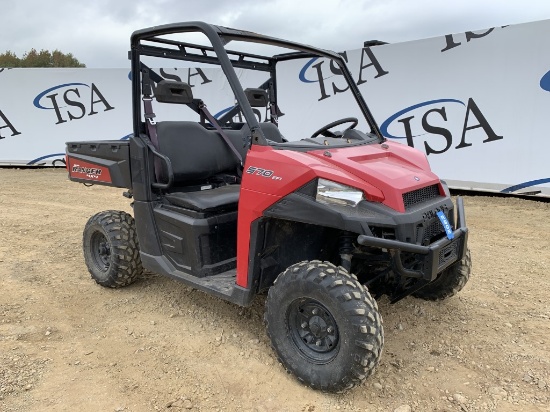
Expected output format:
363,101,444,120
68,158,112,183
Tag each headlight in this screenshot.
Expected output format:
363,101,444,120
316,178,364,207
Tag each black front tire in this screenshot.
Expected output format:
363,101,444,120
265,261,384,392
413,248,472,301
83,210,143,288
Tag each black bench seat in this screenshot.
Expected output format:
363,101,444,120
165,184,240,212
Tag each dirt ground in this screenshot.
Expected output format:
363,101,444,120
0,168,549,412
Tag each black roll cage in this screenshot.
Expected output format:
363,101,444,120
130,21,383,146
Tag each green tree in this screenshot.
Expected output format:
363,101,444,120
0,49,86,68
0,51,20,67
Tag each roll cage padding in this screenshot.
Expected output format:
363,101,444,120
155,80,194,104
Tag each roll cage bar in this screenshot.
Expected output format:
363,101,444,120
130,21,383,145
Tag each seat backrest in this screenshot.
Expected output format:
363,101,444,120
156,121,240,182
222,127,249,160
221,123,285,158
258,122,285,143
155,120,283,185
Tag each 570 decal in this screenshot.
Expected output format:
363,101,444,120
246,166,282,181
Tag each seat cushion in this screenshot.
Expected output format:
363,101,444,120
165,185,240,212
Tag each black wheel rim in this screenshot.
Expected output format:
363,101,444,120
90,231,111,272
287,298,339,364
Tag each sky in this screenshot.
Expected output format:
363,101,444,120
2,0,550,68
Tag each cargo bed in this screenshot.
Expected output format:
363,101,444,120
66,140,131,188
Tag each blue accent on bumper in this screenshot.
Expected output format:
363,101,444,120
437,210,455,240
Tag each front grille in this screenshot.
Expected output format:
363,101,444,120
416,219,446,245
403,184,440,210
438,239,459,268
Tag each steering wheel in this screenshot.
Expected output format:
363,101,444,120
311,117,359,138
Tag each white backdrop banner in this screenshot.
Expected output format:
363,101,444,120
1,19,549,196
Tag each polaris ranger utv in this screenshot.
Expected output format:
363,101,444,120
66,22,470,392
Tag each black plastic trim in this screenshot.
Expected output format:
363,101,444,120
357,197,468,281
140,253,254,306
264,192,373,236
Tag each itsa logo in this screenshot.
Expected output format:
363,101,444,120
298,48,389,101
380,98,503,155
33,83,114,125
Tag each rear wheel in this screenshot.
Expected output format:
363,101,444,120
413,248,471,301
83,210,143,288
265,261,383,392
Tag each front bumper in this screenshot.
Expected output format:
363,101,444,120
357,196,468,281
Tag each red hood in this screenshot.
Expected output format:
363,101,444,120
308,141,441,212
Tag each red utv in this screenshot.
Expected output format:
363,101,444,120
66,22,470,392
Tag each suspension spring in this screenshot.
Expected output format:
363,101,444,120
339,233,355,272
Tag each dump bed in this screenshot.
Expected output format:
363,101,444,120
66,140,131,188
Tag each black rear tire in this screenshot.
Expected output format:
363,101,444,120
265,260,384,392
413,248,472,301
83,210,143,288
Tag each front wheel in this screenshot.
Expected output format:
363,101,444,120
413,248,472,301
82,210,143,288
265,261,384,392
